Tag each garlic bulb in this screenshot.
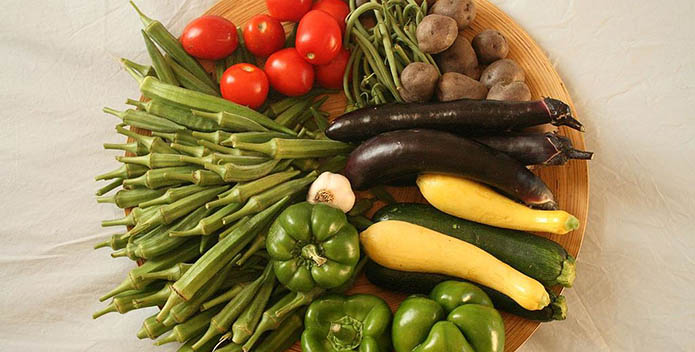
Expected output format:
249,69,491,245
307,172,356,213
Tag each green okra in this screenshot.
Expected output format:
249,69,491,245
136,263,193,282
138,76,295,135
95,178,123,197
93,232,127,250
117,153,189,169
138,313,174,339
235,234,266,266
95,163,148,181
166,169,226,187
172,197,289,301
221,172,317,225
268,97,300,117
170,202,243,237
206,169,300,209
176,332,220,352
97,187,166,209
234,138,353,159
170,143,212,157
200,232,217,253
318,155,348,173
253,308,304,352
130,1,217,90
122,166,200,189
103,142,148,156
192,131,233,145
270,159,294,173
215,58,227,84
133,207,212,259
309,106,329,131
132,283,173,308
115,125,179,155
274,98,313,128
193,264,274,349
150,130,198,146
164,55,221,97
291,158,320,172
197,139,265,157
110,224,169,259
155,306,224,345
104,107,186,133
231,266,276,344
221,132,292,147
128,98,220,132
242,287,325,352
217,216,249,241
204,159,280,183
192,110,269,133
101,205,163,228
98,241,200,302
200,281,250,311
93,283,165,319
139,184,209,208
179,154,268,167
120,58,156,78
142,30,178,86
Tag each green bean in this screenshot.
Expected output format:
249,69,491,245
192,110,268,133
104,107,186,133
170,202,243,237
132,283,172,308
172,197,289,301
194,264,273,349
117,153,189,169
128,98,221,132
138,76,295,135
122,166,200,189
235,234,266,267
221,172,317,225
204,159,280,183
234,138,353,159
373,11,403,91
103,142,148,156
156,306,224,345
200,281,249,311
344,1,382,47
350,48,366,109
231,267,275,344
129,1,216,90
93,232,127,250
207,169,299,209
120,58,156,78
253,308,304,352
141,30,178,86
115,125,179,155
138,313,174,339
139,185,209,208
136,263,193,282
353,30,401,102
165,55,221,97
95,163,148,181
242,287,325,351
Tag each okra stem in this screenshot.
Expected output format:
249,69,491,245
200,282,249,311
97,188,166,209
217,216,250,241
103,142,147,156
192,110,269,132
95,178,123,196
139,184,208,208
235,234,266,266
117,153,189,168
155,306,224,345
142,30,179,86
136,263,193,282
192,131,233,145
253,308,304,352
120,57,156,78
93,232,126,250
115,125,179,155
132,283,172,308
150,130,199,146
170,202,243,237
104,107,186,133
95,163,148,181
234,138,354,159
138,313,174,339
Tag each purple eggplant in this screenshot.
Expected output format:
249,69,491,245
344,129,557,209
474,132,594,166
325,97,584,142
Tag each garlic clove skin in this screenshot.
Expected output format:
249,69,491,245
307,172,356,213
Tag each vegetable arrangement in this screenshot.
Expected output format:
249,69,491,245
91,1,593,352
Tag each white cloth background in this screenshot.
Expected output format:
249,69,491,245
1,0,693,351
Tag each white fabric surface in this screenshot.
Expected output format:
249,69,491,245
1,0,693,351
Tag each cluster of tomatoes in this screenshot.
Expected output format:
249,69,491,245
180,0,350,109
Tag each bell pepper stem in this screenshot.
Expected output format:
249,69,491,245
301,244,327,266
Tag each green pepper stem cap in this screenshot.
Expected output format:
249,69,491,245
301,244,327,266
327,316,363,350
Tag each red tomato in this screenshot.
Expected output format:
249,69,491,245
295,10,342,65
266,0,312,22
311,0,350,33
243,15,286,57
315,49,350,89
181,16,238,60
220,64,269,109
264,48,315,96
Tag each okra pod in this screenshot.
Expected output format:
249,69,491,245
122,166,200,189
136,263,193,282
235,234,266,266
221,132,292,147
274,98,313,128
93,284,164,318
138,76,295,135
205,159,280,183
95,163,148,181
115,125,179,154
172,197,289,301
150,130,199,146
95,178,123,197
217,216,249,240
93,232,127,250
179,154,268,167
268,97,300,117
242,287,325,351
193,264,274,349
193,110,269,133
104,107,186,133
138,184,208,208
170,143,211,157
207,170,300,209
197,140,265,157
167,169,226,187
101,205,160,228
132,283,173,308
134,207,212,259
221,172,317,224
128,98,220,132
103,142,148,156
234,138,354,159
165,55,221,97
291,158,321,172
309,106,329,131
117,153,189,169
97,187,166,209
200,281,249,311
138,313,174,339
176,332,220,352
130,2,217,89
136,185,228,232
142,30,179,86
253,308,304,352
120,57,156,78
200,232,217,253
155,306,224,345
192,131,233,145
170,202,243,237
231,267,276,344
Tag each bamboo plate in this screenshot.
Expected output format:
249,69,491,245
197,1,589,351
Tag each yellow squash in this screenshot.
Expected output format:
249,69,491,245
417,173,579,235
361,220,551,311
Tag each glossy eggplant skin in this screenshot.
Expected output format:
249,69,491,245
325,98,584,142
474,132,594,166
344,129,557,209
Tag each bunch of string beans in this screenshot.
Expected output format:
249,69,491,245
342,0,437,110
92,3,360,352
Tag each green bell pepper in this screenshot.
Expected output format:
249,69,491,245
267,202,360,292
393,281,505,352
302,294,392,352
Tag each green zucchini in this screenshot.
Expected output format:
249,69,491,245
373,203,576,287
365,260,566,322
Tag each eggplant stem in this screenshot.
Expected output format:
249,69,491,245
567,149,594,160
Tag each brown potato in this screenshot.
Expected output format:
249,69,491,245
487,81,532,101
430,0,476,30
399,62,440,103
435,33,480,79
479,59,525,88
472,29,509,64
436,72,488,101
417,15,459,54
